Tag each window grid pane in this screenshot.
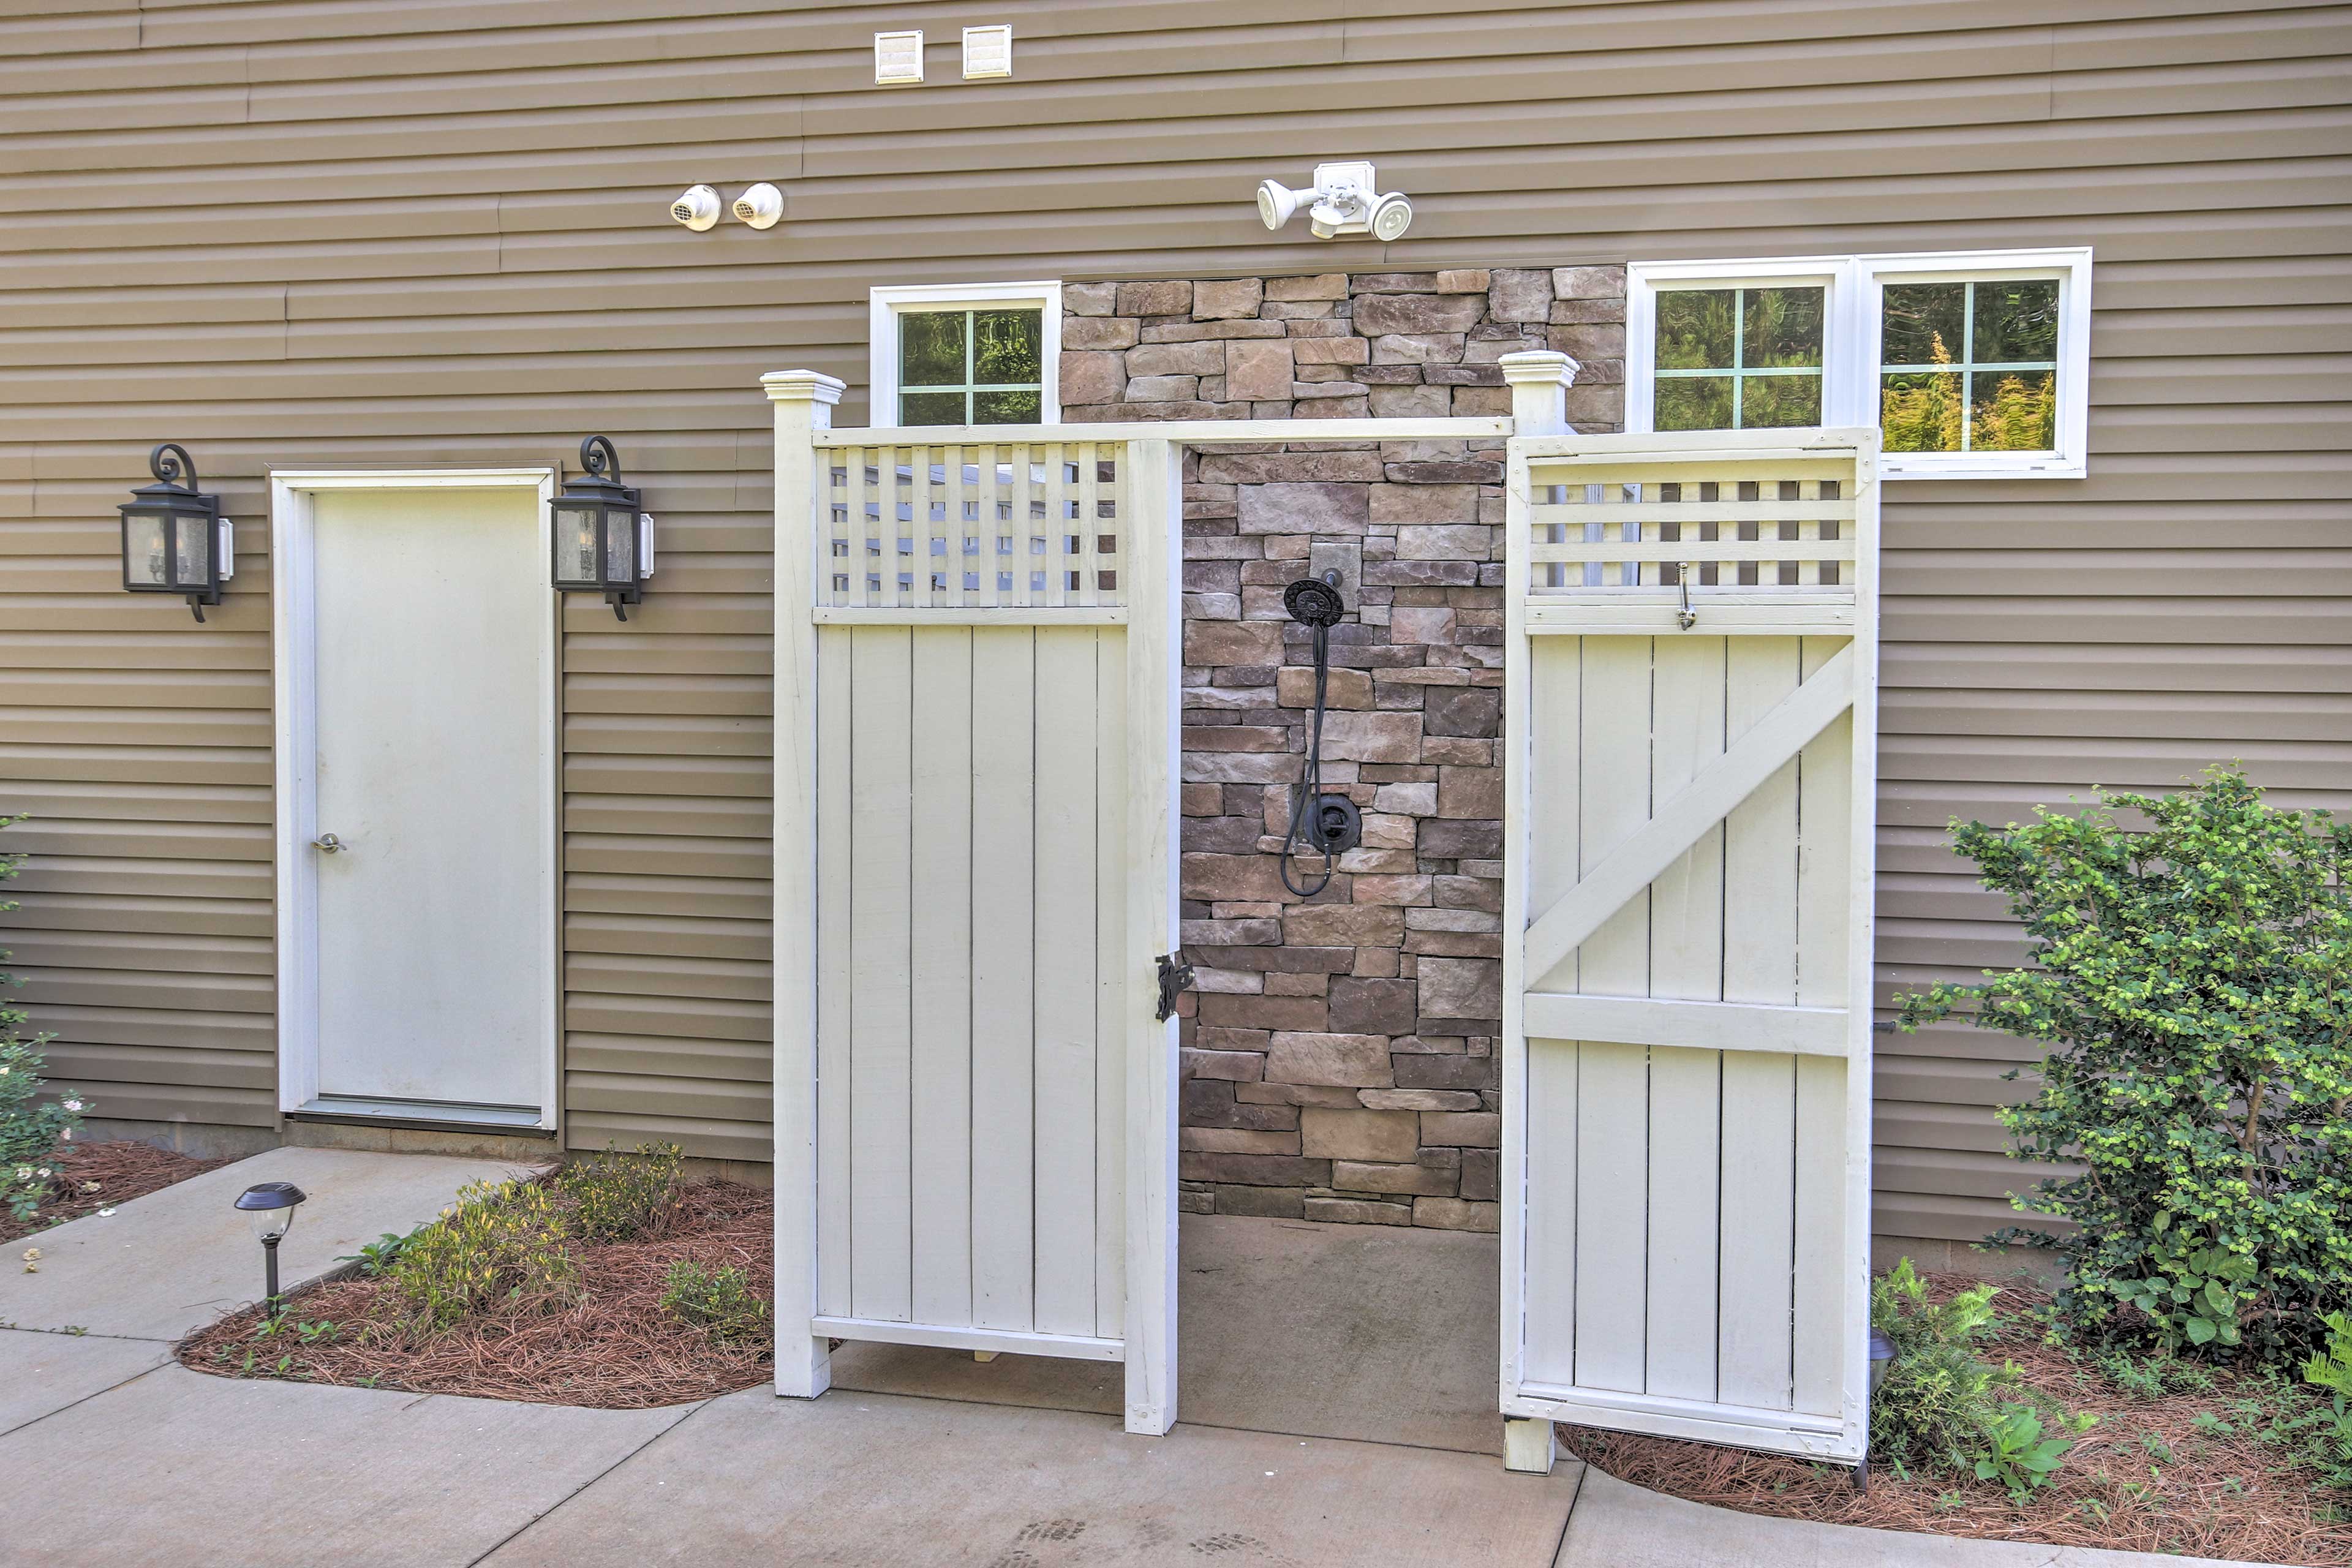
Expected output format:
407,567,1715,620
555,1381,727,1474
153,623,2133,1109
899,307,1046,425
1879,279,2059,454
1653,285,1823,432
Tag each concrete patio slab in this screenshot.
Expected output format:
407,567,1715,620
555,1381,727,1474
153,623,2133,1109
483,1386,1581,1568
1551,1468,2274,1568
0,1363,692,1568
0,1145,535,1340
831,1213,1501,1453
0,1326,168,1438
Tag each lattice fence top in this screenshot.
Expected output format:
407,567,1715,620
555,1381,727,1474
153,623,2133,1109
819,440,1127,617
1518,443,1870,637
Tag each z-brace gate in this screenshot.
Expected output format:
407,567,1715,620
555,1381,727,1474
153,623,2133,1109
1499,425,1882,1473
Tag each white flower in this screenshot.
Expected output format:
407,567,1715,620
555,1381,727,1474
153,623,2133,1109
58,1131,69,1142
62,1099,81,1112
12,1168,26,1182
35,1168,49,1178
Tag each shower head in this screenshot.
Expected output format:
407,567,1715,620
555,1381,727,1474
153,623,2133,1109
1283,570,1346,628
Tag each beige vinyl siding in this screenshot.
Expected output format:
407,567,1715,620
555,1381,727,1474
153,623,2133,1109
0,2,2345,1247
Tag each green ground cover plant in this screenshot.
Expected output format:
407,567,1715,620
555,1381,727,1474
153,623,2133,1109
1,815,84,1229
659,1259,769,1344
1897,768,2352,1364
559,1141,683,1243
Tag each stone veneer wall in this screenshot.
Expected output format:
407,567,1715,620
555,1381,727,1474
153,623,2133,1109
1061,266,1628,1232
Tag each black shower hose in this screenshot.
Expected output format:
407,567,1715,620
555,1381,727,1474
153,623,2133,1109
1280,618,1340,899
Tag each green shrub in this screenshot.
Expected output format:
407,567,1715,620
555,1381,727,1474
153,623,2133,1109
659,1259,769,1344
388,1177,578,1329
558,1142,682,1243
1,815,83,1227
1896,769,2352,1363
2302,1311,2352,1486
1973,1403,2095,1503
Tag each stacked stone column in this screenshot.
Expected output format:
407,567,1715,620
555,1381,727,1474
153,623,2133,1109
1063,265,1629,1231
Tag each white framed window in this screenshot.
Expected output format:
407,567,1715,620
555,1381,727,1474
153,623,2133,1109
868,280,1061,427
1628,248,2091,480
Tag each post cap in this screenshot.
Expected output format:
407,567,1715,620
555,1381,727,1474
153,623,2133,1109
1496,350,1580,387
761,369,847,405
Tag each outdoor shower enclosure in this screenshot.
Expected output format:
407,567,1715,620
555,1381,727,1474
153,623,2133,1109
761,359,1880,1468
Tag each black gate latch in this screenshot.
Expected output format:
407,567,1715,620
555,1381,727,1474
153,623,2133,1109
1154,951,1194,1022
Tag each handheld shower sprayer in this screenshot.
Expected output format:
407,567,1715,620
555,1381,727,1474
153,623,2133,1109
1280,570,1364,899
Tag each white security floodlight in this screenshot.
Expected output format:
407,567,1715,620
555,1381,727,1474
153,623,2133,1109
1368,190,1414,243
731,183,784,229
1256,179,1307,232
670,184,721,231
1257,162,1413,243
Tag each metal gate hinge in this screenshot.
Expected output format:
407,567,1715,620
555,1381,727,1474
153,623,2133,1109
1154,951,1194,1023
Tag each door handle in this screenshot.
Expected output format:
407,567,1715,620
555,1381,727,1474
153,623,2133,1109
312,833,344,854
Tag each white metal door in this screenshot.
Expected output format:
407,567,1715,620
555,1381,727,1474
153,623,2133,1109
768,374,1182,1435
1501,429,1880,1464
303,486,556,1125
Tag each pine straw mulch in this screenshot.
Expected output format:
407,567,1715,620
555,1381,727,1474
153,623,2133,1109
176,1177,776,1409
0,1139,227,1246
1561,1271,2352,1567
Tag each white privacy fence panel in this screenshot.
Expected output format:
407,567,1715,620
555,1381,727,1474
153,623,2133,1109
769,374,1182,1436
813,620,1128,1347
1501,428,1880,1464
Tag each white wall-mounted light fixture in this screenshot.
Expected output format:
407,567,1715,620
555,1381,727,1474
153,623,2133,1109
1256,161,1414,243
731,183,785,229
669,184,721,231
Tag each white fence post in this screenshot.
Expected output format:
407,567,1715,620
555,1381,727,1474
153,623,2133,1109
765,368,844,1400
1495,347,1573,1474
1499,350,1578,438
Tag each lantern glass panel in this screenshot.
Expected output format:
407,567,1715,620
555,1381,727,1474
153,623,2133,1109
173,513,211,587
124,513,170,587
602,510,636,585
555,505,602,587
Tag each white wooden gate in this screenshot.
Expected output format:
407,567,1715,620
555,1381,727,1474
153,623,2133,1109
766,372,1182,1433
1500,426,1880,1466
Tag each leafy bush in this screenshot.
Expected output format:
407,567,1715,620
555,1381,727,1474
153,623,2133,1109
388,1177,578,1329
658,1259,769,1345
1,815,83,1227
559,1142,682,1244
1897,769,2352,1363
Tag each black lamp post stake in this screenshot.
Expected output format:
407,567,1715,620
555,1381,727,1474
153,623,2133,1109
233,1182,306,1313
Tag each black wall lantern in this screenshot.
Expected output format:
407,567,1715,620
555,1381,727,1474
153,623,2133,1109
551,435,654,620
119,443,232,622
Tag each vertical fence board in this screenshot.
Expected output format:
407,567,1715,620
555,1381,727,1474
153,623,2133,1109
969,627,1038,1331
1793,634,1856,1417
1715,636,1802,1411
1572,636,1653,1395
815,624,854,1319
1033,626,1102,1336
847,627,915,1322
1523,637,1583,1384
1093,625,1129,1343
909,626,975,1329
1644,633,1726,1403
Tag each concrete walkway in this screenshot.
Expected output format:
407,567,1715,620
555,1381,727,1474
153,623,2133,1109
0,1158,2274,1567
0,1144,530,1341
